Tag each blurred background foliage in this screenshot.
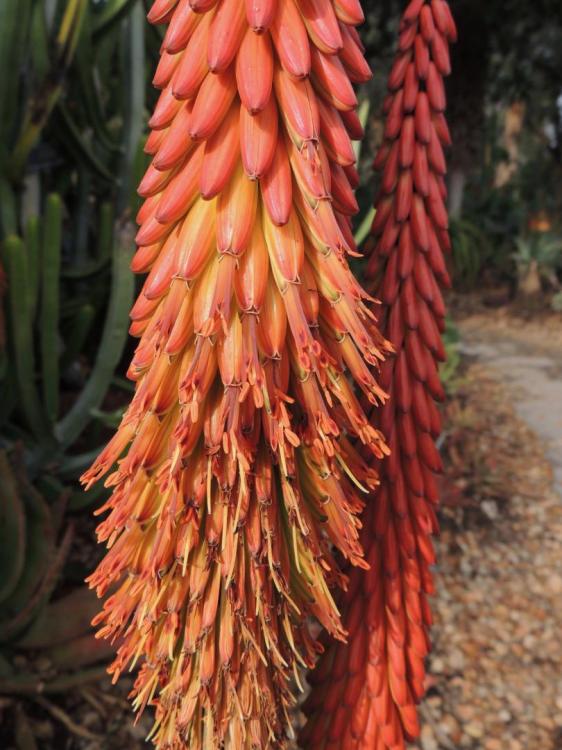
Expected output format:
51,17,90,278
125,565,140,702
0,0,162,725
356,0,562,300
0,0,561,743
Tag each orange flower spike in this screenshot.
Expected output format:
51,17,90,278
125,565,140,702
301,2,456,749
83,1,393,747
189,67,236,141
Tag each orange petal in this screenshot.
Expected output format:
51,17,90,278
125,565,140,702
153,100,194,171
299,0,343,54
200,101,240,199
270,0,311,78
156,144,205,224
208,0,247,72
236,27,273,113
260,136,292,226
170,10,211,99
216,162,258,255
240,97,278,180
311,47,357,111
162,1,200,54
176,197,217,280
274,67,320,147
263,206,304,286
234,221,269,313
189,67,236,141
245,0,277,31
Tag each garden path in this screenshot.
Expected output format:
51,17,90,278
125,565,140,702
459,318,562,494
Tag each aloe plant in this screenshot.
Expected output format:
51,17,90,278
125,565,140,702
0,450,113,693
0,0,152,491
0,3,152,736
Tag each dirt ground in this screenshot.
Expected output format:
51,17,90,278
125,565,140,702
414,305,562,750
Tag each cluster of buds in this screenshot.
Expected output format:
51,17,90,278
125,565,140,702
301,1,456,748
82,0,393,748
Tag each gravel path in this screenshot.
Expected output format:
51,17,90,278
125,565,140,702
415,319,562,750
460,319,562,494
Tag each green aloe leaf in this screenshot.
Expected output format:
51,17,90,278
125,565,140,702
96,202,115,264
93,0,138,37
0,179,17,239
0,452,27,604
0,523,73,642
60,303,96,370
55,229,135,448
353,98,371,162
1,461,55,620
55,104,115,183
47,633,114,670
55,7,144,448
41,194,62,425
29,1,50,83
0,666,108,695
24,216,41,322
9,0,88,179
0,0,31,163
17,587,99,649
75,4,121,154
67,481,109,511
3,235,49,439
354,206,376,247
0,0,18,128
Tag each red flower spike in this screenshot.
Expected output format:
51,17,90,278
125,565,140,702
300,2,455,749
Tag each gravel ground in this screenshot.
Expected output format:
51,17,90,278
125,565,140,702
415,358,562,750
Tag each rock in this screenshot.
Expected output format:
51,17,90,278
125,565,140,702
449,649,466,670
420,724,438,750
481,500,499,520
456,704,475,722
547,573,562,594
465,721,485,739
431,657,445,673
439,714,462,743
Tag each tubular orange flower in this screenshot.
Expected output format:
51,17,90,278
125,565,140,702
300,2,456,748
82,1,390,747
